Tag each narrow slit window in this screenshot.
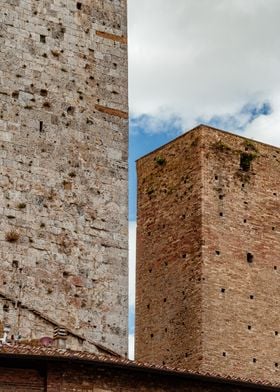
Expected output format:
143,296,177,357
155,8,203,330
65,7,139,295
39,121,44,132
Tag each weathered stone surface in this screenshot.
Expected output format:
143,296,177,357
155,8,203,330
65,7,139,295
0,0,128,356
136,125,280,381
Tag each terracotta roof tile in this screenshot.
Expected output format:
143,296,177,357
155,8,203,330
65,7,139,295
0,344,279,390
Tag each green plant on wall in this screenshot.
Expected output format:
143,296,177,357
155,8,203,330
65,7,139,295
240,152,257,172
212,140,231,153
154,156,166,165
243,140,258,153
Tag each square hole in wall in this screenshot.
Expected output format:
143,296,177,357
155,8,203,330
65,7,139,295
247,253,254,263
40,34,46,43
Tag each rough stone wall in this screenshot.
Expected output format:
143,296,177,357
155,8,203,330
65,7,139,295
0,360,274,392
135,129,204,368
136,124,280,382
200,126,280,381
0,0,128,355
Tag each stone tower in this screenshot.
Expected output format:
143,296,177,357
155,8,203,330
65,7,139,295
136,125,280,381
0,0,128,356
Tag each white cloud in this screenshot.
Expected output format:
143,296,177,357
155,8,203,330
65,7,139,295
245,95,280,146
128,333,135,360
128,221,136,359
128,0,280,142
129,221,136,305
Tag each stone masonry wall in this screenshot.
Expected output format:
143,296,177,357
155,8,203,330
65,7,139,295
0,0,128,355
136,128,204,369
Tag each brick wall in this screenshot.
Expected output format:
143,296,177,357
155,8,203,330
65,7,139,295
200,126,280,381
0,367,45,391
136,125,280,382
136,128,204,369
0,358,275,392
0,0,128,355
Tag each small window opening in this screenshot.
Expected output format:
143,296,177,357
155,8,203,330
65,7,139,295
273,192,277,196
244,219,247,223
250,295,254,300
147,304,150,309
272,227,275,231
219,212,223,217
247,252,254,263
275,363,278,367
165,328,167,332
275,331,278,336
222,352,226,357
253,358,257,363
274,266,277,270
219,195,224,200
215,175,218,180
221,288,225,293
40,35,46,43
39,121,44,132
163,298,167,302
216,250,220,255
77,2,82,9
182,253,186,259
3,304,9,312
12,260,19,268
150,333,154,338
248,325,252,330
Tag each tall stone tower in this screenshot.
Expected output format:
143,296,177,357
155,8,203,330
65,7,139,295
136,125,280,381
0,0,128,356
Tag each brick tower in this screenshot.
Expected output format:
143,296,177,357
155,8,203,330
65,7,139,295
136,125,280,381
0,1,128,355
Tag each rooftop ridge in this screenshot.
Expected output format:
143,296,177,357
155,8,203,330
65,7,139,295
136,124,280,162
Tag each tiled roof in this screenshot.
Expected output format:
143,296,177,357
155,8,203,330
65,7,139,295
0,344,279,390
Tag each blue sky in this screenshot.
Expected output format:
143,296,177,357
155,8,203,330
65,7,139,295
127,0,280,358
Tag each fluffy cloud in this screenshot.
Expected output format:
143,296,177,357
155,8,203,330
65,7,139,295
128,0,280,143
128,221,136,359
